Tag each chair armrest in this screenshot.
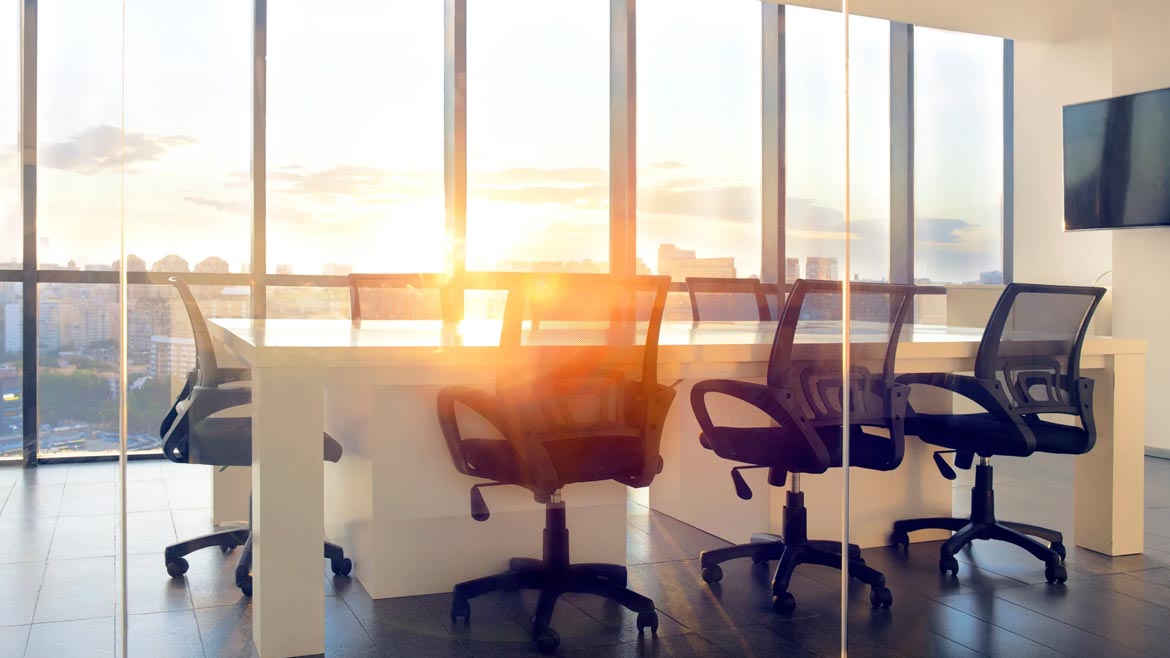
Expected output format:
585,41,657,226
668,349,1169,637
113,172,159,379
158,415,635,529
437,386,499,477
691,379,831,473
159,370,195,439
628,384,677,488
210,367,251,386
1073,377,1097,450
895,372,1036,455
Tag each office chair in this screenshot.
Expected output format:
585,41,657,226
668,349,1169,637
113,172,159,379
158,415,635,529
347,272,452,327
891,283,1105,583
686,276,771,322
159,277,352,596
437,273,675,654
691,279,916,614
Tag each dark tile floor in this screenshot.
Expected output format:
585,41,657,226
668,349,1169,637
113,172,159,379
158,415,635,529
0,455,1169,657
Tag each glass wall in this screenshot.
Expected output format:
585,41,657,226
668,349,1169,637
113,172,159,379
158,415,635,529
786,6,890,284
1,1,20,461
465,0,610,272
0,282,21,461
268,1,446,277
914,26,1004,285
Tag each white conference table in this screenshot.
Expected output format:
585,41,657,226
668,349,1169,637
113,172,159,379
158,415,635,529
208,318,1146,658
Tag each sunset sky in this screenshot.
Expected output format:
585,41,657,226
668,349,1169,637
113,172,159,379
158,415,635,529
0,0,1004,284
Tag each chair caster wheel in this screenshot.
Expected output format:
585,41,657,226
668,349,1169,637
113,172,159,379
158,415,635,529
637,610,659,635
870,586,893,609
1045,562,1068,584
939,555,959,576
1051,541,1067,561
219,545,234,554
239,576,253,597
166,558,189,578
533,627,560,654
451,598,470,623
890,531,910,550
772,592,796,615
331,557,353,576
700,565,723,584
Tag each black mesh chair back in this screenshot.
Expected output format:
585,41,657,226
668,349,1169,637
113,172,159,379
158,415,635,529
686,277,771,322
493,274,669,466
975,283,1105,415
768,279,916,449
348,273,450,327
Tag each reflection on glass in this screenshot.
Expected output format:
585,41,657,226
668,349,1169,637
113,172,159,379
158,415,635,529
637,0,761,298
466,0,609,272
269,1,445,276
786,6,890,284
915,27,1004,285
1,0,18,267
36,284,249,457
267,286,350,320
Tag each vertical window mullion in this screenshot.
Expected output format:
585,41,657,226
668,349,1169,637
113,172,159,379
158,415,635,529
890,22,913,285
610,0,635,277
1002,39,1014,284
20,0,37,467
762,3,784,286
252,0,267,318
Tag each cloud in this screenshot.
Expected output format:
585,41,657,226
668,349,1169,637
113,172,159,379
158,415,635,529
40,125,195,174
915,217,977,244
640,182,758,223
476,167,606,185
649,161,686,171
184,196,249,215
474,184,608,208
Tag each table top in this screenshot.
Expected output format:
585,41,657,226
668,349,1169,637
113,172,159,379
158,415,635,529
208,318,1145,370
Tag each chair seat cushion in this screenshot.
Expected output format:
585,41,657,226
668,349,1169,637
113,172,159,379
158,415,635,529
906,413,1090,456
188,417,343,466
700,425,897,472
461,434,650,487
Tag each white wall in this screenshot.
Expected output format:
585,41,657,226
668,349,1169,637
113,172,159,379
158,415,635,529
1108,0,1170,450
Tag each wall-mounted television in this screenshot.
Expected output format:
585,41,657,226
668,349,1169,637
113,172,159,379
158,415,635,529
1064,86,1170,231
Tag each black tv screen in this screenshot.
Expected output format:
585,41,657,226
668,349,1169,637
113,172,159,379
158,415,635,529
1064,86,1170,231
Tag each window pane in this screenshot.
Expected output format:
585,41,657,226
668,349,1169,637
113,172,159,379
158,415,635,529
37,283,250,457
1,283,22,460
786,7,890,284
637,0,761,287
269,1,445,276
466,0,609,272
38,0,122,269
1,0,19,267
124,0,251,273
268,286,350,320
914,27,1004,285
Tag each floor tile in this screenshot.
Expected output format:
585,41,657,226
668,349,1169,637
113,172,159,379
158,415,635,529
0,515,57,564
34,556,116,624
124,609,206,658
0,624,30,657
0,561,46,626
48,515,115,560
25,617,114,658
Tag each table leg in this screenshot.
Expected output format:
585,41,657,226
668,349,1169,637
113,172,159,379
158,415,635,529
252,367,326,657
1075,354,1145,555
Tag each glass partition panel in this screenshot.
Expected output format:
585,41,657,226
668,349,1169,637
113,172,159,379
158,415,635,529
268,1,446,276
637,0,761,282
465,0,609,272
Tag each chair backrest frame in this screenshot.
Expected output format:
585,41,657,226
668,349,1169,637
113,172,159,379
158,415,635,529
685,276,771,322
